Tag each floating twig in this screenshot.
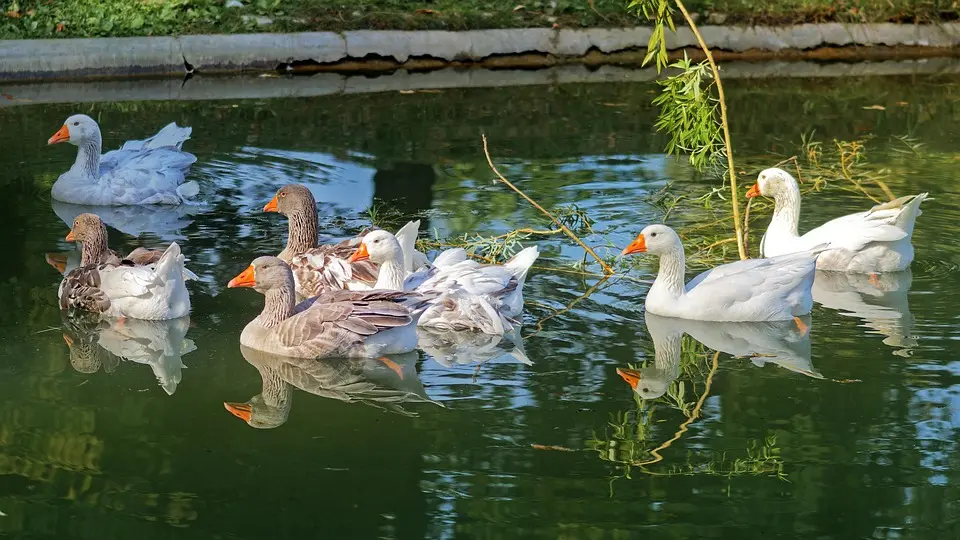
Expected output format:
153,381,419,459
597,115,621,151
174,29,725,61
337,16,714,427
481,134,614,274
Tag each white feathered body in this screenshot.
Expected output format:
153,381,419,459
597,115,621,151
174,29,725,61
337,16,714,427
52,122,199,206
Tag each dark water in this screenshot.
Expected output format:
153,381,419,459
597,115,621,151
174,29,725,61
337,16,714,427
0,71,959,539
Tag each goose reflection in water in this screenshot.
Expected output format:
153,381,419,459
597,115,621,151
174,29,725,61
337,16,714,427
51,199,200,242
61,312,196,395
618,312,820,400
223,345,442,430
811,270,916,356
416,326,532,367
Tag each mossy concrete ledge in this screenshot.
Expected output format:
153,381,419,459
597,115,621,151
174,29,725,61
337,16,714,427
3,23,960,81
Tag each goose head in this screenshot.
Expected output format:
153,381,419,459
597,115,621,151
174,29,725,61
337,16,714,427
621,224,681,256
349,229,403,265
748,167,798,199
224,395,289,429
66,213,107,244
227,256,293,294
48,114,101,146
616,367,670,400
263,184,315,216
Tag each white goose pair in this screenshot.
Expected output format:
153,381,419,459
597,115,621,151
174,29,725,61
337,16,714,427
624,167,926,324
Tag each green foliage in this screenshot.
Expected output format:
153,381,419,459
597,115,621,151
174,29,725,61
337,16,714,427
628,2,725,173
627,0,675,71
652,54,725,172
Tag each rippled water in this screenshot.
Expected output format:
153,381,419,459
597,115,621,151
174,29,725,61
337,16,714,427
1,71,959,539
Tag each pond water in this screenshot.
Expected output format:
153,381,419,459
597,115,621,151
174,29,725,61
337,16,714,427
1,69,959,539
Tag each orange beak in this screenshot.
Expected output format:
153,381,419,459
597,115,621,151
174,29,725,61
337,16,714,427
263,194,279,212
616,367,641,389
65,229,76,242
224,402,253,423
48,124,70,145
62,333,74,348
348,243,369,263
621,234,646,256
227,265,256,288
45,253,67,273
746,182,761,198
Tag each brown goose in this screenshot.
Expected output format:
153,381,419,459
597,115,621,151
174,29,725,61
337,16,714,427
263,183,427,297
58,213,197,319
227,256,438,359
223,345,441,429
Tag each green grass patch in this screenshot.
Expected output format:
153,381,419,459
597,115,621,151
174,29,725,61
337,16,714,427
0,1,956,40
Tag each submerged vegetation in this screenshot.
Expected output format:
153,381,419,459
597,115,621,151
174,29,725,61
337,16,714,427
0,0,955,39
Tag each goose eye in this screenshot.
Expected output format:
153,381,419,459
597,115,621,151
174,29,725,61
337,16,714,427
279,192,286,198
73,121,79,126
650,232,657,238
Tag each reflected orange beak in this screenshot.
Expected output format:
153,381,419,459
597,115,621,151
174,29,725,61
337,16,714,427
45,253,67,273
62,333,74,348
48,124,70,145
621,234,646,256
224,402,252,423
746,182,761,198
65,229,76,242
263,194,279,212
348,243,369,263
227,265,256,288
616,367,641,389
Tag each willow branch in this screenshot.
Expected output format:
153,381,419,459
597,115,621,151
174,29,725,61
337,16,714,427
675,1,746,260
481,134,614,274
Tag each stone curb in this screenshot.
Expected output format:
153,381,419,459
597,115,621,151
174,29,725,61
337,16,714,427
2,23,960,81
2,57,957,108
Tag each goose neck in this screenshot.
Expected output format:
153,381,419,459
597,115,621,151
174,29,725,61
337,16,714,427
374,258,406,290
70,136,102,180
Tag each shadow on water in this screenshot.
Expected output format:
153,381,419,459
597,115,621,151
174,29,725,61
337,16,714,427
0,68,960,538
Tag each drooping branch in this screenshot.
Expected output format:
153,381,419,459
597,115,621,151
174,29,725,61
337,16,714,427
481,134,614,275
674,0,747,260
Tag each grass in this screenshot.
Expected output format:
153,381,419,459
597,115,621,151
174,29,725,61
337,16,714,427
0,1,956,40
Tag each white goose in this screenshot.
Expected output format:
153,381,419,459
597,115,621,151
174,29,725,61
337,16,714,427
348,230,539,335
58,214,196,320
621,224,824,323
747,167,927,273
48,114,198,206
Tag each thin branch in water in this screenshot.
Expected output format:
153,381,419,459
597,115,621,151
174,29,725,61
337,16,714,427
529,275,612,337
674,0,746,260
481,134,614,275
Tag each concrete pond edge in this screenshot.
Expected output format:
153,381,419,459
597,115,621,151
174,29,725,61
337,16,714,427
3,23,960,81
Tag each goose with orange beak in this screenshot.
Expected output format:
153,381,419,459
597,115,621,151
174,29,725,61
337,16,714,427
260,183,430,297
347,229,539,335
47,113,199,206
747,167,927,273
620,224,825,323
58,213,195,320
227,256,438,359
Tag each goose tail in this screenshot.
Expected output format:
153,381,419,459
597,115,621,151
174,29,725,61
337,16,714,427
893,192,928,236
394,220,429,272
503,246,540,286
151,242,187,286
